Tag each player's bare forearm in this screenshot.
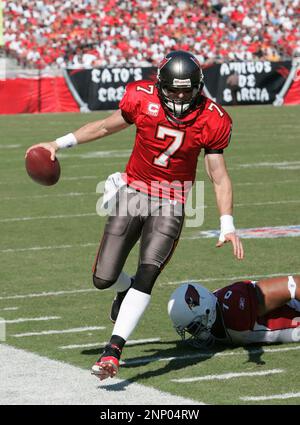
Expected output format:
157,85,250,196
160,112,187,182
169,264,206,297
205,153,244,259
73,109,130,144
256,275,300,316
25,109,130,160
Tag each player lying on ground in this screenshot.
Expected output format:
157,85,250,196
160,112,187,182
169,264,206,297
168,275,300,346
26,50,244,381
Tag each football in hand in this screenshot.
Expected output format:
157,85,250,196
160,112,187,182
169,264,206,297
25,147,60,186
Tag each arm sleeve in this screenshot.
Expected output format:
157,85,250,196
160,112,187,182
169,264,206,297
119,82,141,124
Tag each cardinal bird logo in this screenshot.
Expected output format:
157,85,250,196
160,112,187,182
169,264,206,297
184,284,200,310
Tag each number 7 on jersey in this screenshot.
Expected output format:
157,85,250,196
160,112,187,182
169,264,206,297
153,126,185,168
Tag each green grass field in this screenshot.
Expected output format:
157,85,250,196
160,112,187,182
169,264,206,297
0,105,300,405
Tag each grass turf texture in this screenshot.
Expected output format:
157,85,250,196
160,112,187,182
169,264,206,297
0,105,300,405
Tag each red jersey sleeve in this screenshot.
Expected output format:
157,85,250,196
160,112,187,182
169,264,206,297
203,104,232,151
119,81,142,124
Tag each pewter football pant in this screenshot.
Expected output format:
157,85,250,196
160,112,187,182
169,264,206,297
93,187,184,288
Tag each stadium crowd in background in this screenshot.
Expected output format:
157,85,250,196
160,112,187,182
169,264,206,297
3,0,300,69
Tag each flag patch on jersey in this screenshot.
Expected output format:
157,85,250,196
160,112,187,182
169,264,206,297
195,225,300,239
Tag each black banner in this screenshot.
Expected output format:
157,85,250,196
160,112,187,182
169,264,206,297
66,67,156,110
66,61,292,110
202,61,292,105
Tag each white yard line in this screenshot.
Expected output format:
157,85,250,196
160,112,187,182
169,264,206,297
0,213,96,223
62,176,98,181
58,149,132,159
0,144,21,149
171,369,283,383
59,337,161,350
1,199,300,223
0,288,96,300
12,326,105,338
0,307,19,311
235,200,300,207
241,392,300,401
163,272,300,286
1,272,300,300
235,180,299,186
2,192,95,201
0,344,200,405
121,345,300,366
0,316,60,324
0,242,97,254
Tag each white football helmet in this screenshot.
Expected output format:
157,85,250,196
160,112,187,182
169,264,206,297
167,283,218,347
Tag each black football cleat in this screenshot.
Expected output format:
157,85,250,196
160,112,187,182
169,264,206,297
109,278,134,323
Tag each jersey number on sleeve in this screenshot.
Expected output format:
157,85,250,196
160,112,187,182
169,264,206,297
136,84,154,94
153,126,185,168
208,102,224,117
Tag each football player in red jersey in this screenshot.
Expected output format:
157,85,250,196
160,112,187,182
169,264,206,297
168,275,300,347
26,50,244,380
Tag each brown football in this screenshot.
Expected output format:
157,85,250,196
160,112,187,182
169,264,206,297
25,147,60,186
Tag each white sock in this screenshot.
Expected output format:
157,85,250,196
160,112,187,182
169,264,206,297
108,271,132,292
112,288,151,341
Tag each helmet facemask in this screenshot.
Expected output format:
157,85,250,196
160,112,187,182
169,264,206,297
175,314,216,348
160,84,201,118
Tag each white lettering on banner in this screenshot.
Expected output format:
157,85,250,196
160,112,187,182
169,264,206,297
98,87,125,102
236,87,269,102
223,89,232,103
220,61,272,76
91,67,143,84
238,74,256,88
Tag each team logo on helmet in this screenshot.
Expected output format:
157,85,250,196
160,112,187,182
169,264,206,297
158,56,172,70
184,284,200,310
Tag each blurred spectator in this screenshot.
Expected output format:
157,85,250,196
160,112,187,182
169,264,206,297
2,0,300,69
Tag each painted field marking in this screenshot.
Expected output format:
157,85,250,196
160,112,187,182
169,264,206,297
164,271,300,286
171,369,284,383
240,392,300,401
59,337,161,350
1,272,300,300
0,144,21,149
121,345,300,366
0,288,97,300
1,199,300,225
0,307,19,311
12,326,105,338
0,212,96,223
58,149,132,159
0,344,200,405
2,192,95,201
62,176,97,181
184,225,300,241
0,288,96,300
0,242,97,254
1,199,300,223
228,161,300,170
235,179,299,186
0,316,60,324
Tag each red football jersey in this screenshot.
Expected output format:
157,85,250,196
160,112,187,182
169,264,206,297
119,80,232,203
214,281,300,345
